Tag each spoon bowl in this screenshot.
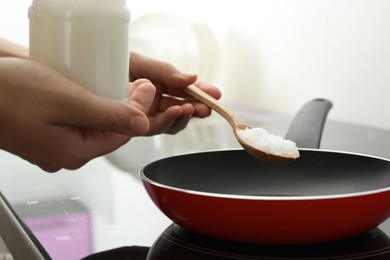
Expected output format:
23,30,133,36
233,124,297,163
184,85,299,163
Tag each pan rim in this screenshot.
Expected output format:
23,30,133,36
140,148,390,201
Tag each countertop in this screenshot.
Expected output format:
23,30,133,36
1,106,390,259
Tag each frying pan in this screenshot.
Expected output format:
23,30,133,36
141,99,390,244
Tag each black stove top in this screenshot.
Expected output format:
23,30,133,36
148,224,390,260
83,223,390,260
2,115,390,259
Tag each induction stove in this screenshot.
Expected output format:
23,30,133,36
147,224,390,260
2,112,390,260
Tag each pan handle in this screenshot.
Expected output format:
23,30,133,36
285,98,333,149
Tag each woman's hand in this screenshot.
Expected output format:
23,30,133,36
0,58,154,172
0,51,222,172
129,52,221,135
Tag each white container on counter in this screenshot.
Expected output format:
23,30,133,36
28,0,131,100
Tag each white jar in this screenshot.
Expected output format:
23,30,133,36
28,0,131,100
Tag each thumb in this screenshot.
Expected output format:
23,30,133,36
57,93,150,136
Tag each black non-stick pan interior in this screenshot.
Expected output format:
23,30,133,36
143,149,390,197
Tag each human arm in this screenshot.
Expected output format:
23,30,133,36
0,37,28,58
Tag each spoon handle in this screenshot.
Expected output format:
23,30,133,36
184,85,241,128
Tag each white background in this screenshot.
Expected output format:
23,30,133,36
1,0,390,130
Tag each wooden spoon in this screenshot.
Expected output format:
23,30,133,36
184,85,299,163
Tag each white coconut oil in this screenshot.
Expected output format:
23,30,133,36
238,127,300,158
28,0,131,100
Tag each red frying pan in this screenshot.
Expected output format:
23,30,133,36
141,99,390,244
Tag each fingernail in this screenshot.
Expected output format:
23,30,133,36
180,71,197,78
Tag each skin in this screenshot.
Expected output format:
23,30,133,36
0,38,221,172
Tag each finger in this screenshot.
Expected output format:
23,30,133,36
165,103,195,134
129,52,197,93
157,96,212,118
146,104,194,136
128,78,153,96
165,113,192,135
53,89,149,136
128,79,156,114
192,102,213,118
193,81,222,100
